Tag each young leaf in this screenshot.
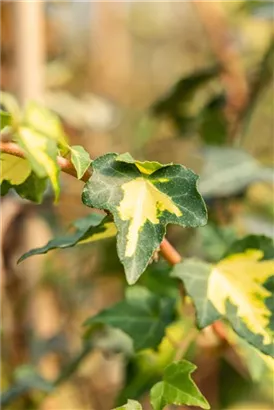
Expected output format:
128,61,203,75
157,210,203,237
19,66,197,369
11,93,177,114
16,127,60,201
150,360,210,410
82,153,207,284
23,101,69,152
0,110,12,130
171,250,274,356
18,214,115,263
0,153,31,185
70,145,92,179
113,400,142,410
84,287,176,351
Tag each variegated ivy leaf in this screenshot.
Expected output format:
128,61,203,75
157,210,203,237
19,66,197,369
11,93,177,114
18,213,116,263
23,101,69,154
16,127,60,201
70,145,92,179
82,153,207,284
0,153,31,185
172,250,274,357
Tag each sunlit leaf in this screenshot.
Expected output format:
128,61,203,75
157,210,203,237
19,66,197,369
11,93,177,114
0,153,31,185
23,101,69,152
113,400,142,410
0,91,21,126
172,250,274,356
70,145,92,179
84,286,176,351
16,127,60,201
150,360,210,410
18,213,115,263
82,153,207,284
0,110,12,130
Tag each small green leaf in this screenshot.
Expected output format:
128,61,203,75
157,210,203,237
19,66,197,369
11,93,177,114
0,153,31,185
0,110,12,130
82,153,207,284
150,360,210,410
113,400,142,410
18,214,115,263
23,101,69,152
171,250,274,356
70,145,92,179
16,126,60,201
84,287,176,351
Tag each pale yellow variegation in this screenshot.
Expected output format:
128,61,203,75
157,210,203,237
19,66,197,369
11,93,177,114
0,153,31,185
208,250,274,345
118,178,182,257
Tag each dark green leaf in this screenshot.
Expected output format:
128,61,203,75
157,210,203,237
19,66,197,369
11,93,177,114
150,360,210,410
82,153,207,284
18,214,116,263
198,95,228,145
84,287,176,351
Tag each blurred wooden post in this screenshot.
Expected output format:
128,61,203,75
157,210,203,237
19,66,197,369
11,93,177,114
14,1,45,104
89,1,132,104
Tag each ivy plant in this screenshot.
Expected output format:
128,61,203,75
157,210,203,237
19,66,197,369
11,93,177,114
1,93,273,409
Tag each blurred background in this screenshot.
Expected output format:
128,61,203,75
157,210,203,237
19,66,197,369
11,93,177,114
1,1,273,409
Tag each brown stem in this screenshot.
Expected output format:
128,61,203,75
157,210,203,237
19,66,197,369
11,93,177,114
0,141,178,263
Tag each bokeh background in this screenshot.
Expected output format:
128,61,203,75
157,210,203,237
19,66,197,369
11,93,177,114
1,1,273,409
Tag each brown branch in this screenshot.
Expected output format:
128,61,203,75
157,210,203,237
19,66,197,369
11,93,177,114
0,141,178,262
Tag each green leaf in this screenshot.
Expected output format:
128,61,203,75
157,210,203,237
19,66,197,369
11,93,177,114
113,400,142,410
151,66,219,132
16,126,60,201
198,95,228,146
18,213,116,263
199,147,273,198
70,145,92,179
224,235,274,260
15,173,48,203
150,360,210,410
171,251,274,356
23,101,69,152
0,153,31,185
82,153,207,284
0,110,12,130
84,287,176,351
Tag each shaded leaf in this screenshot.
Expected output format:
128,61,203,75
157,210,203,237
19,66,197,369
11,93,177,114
1,171,48,203
82,153,207,284
16,126,60,201
151,66,219,123
0,153,31,185
18,213,115,263
113,400,142,410
150,360,210,410
171,251,274,356
199,147,273,198
70,145,92,179
198,94,228,145
23,101,68,152
84,286,176,351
